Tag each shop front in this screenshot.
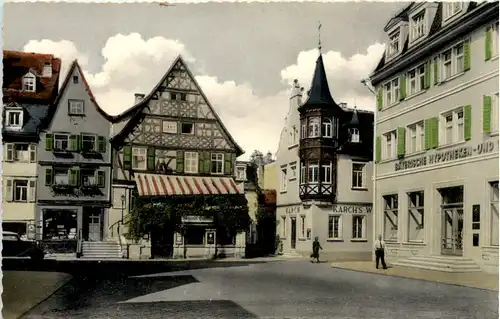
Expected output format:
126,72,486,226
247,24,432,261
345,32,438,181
39,208,79,253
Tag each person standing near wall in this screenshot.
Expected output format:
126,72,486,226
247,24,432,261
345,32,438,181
374,234,387,269
310,237,322,263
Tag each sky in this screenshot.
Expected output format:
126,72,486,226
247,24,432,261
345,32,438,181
3,1,404,160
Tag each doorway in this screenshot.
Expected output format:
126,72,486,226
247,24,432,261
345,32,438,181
291,217,297,249
88,211,102,241
440,186,464,256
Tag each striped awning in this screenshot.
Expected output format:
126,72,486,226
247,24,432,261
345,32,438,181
135,173,244,197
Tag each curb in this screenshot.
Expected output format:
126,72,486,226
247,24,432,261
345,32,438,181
330,264,498,292
17,275,73,319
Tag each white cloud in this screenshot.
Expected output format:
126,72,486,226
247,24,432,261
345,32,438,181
22,34,383,160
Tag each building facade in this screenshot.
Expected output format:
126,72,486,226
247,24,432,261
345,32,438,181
276,50,374,261
2,50,61,240
370,2,499,273
109,55,246,259
36,60,113,252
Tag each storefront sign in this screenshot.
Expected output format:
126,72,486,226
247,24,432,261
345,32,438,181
207,232,215,245
181,216,213,223
332,205,372,214
285,206,300,214
395,141,496,172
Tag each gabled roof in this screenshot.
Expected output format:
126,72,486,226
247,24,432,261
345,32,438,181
110,55,244,156
3,50,61,104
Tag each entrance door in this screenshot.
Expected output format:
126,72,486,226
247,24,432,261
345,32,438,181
441,207,464,256
291,218,297,249
88,213,101,241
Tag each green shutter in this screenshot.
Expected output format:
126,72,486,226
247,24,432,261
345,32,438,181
198,152,205,174
203,152,211,174
98,136,106,153
377,87,383,111
123,146,132,170
147,147,155,171
97,171,105,188
430,117,439,149
69,169,78,186
45,134,54,151
69,135,78,151
424,119,431,150
375,136,381,163
397,127,406,157
464,41,471,71
45,168,53,186
485,27,492,61
433,59,439,85
399,76,406,100
424,62,431,89
176,151,185,173
76,135,82,151
224,153,232,175
464,104,472,141
483,95,492,133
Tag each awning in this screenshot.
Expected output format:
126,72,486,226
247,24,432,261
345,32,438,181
135,173,244,197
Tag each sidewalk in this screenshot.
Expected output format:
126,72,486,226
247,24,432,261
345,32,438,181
330,261,499,291
2,271,73,319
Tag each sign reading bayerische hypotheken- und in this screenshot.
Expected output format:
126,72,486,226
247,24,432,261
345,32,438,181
395,140,496,172
332,205,372,214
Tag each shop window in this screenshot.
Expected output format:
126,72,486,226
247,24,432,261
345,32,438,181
42,209,78,240
218,231,235,246
407,191,424,242
184,227,205,245
491,181,499,246
383,194,399,241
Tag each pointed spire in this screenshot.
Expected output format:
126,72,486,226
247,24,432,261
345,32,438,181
301,52,336,107
318,21,322,53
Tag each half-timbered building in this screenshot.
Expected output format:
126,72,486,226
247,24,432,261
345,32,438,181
109,55,246,259
275,46,375,261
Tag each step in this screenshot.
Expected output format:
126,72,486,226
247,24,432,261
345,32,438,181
393,260,481,270
393,261,482,273
407,256,479,266
81,251,122,256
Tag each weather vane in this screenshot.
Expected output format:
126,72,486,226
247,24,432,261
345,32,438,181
318,21,322,52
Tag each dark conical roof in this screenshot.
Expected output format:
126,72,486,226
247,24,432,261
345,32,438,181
301,54,337,108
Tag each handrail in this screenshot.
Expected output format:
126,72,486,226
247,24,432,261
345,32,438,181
108,219,124,258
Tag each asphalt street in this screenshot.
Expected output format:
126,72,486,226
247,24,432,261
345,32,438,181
23,260,498,319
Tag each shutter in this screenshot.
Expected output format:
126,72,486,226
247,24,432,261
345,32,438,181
397,127,406,157
97,171,105,188
98,136,106,153
45,168,53,186
69,135,78,151
424,62,431,89
76,135,82,151
5,179,13,202
224,153,232,175
5,143,14,161
433,59,439,85
483,95,492,133
69,169,77,186
123,146,132,170
430,117,439,149
29,144,36,162
203,152,211,174
464,41,471,71
231,153,236,175
485,27,492,61
399,75,406,100
424,119,431,150
28,180,36,202
464,104,472,141
176,151,185,173
377,87,383,111
375,136,381,163
147,147,155,170
45,134,54,151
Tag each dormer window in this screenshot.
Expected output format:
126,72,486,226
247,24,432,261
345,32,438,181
443,2,463,21
5,109,23,128
22,74,35,92
410,11,426,42
388,30,400,56
349,128,360,143
308,117,320,138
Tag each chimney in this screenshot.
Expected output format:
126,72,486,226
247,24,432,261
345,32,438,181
134,93,145,104
42,62,52,78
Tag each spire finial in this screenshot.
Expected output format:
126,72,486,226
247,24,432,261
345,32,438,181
318,21,322,53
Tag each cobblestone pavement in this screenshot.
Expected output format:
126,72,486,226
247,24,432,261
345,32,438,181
23,260,498,319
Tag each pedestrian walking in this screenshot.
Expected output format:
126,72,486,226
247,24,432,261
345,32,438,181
310,237,322,263
374,234,387,269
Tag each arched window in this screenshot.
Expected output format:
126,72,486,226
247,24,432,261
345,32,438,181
349,128,360,143
308,117,320,137
322,118,332,138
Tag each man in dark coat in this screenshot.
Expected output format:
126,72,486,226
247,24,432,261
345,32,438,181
310,237,323,263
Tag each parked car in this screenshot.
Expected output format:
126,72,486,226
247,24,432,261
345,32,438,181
2,231,45,260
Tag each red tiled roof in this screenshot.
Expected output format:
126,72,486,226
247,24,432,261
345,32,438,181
3,50,61,104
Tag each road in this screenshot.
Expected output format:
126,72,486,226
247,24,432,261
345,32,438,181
23,260,498,319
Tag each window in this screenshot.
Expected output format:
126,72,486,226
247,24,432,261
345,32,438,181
388,30,400,56
162,121,177,133
407,191,424,242
443,2,463,20
352,162,365,189
81,135,96,152
410,11,426,41
407,64,426,95
300,124,307,139
14,144,29,162
328,215,342,239
289,164,297,180
352,215,365,239
308,161,319,183
6,110,22,128
383,78,399,106
236,166,246,180
180,93,187,101
281,216,287,237
68,100,84,115
54,134,69,151
491,23,499,58
441,43,465,80
22,74,35,92
441,107,464,145
320,161,332,184
5,143,36,162
280,167,287,192
349,128,360,143
300,163,306,184
490,182,499,246
322,118,332,137
407,121,425,153
184,152,199,173
181,123,194,134
14,180,28,202
73,75,79,84
54,169,69,185
383,131,397,159
490,93,499,133
171,92,178,100
81,169,96,186
308,117,320,137
132,147,147,170
383,195,399,241
300,215,306,238
211,153,224,174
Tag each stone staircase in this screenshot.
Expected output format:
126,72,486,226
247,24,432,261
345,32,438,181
392,255,483,272
81,240,123,259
